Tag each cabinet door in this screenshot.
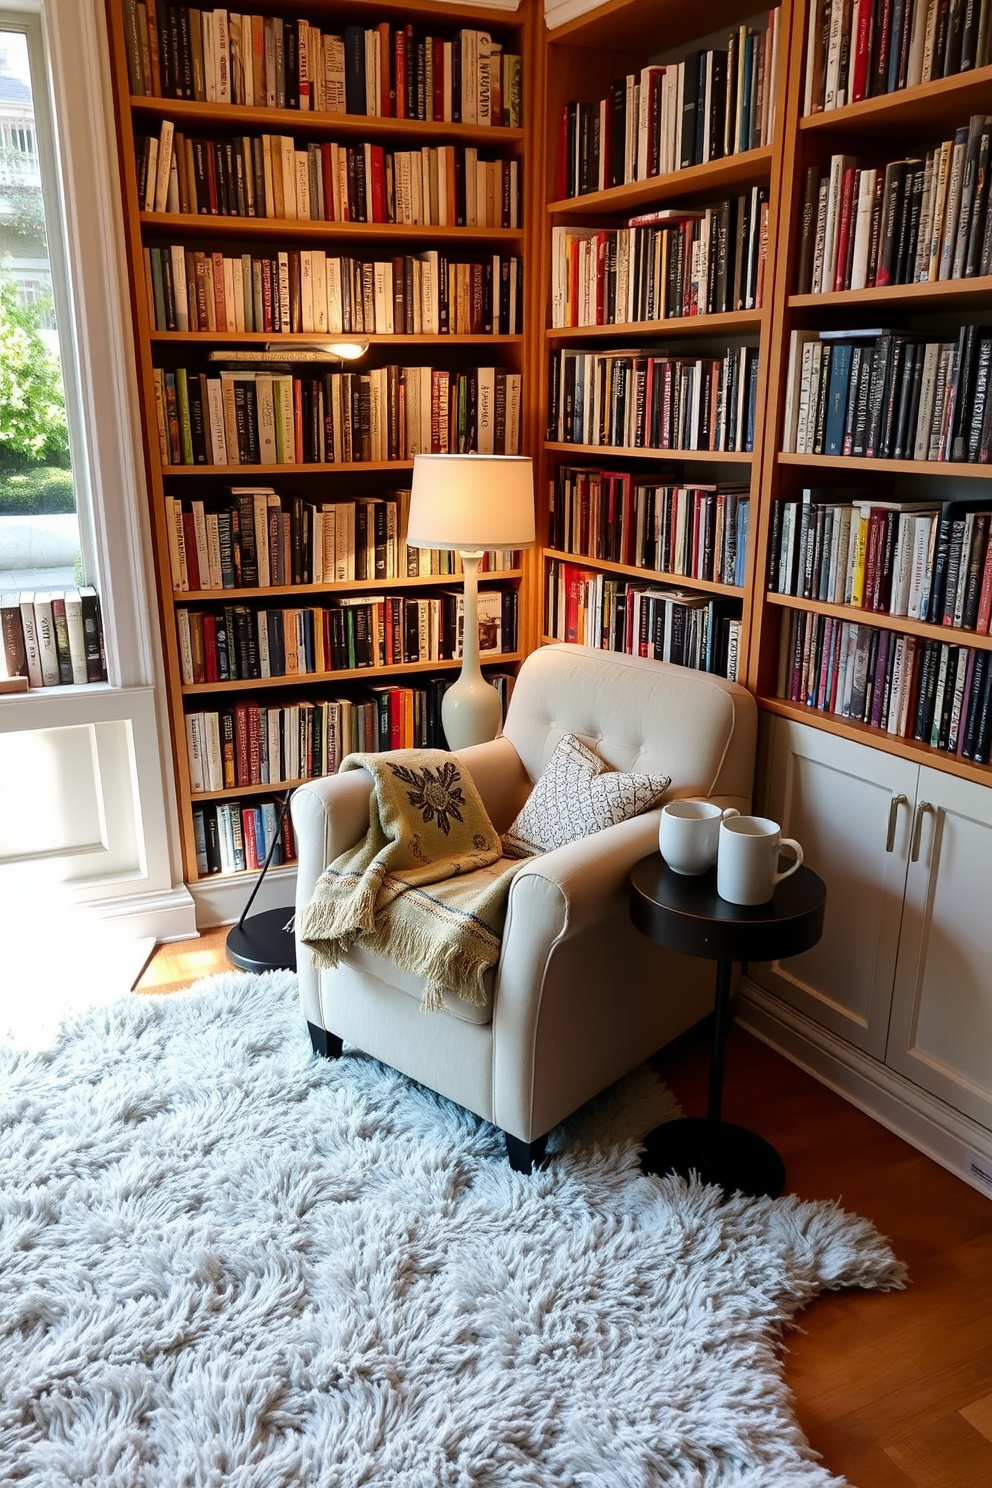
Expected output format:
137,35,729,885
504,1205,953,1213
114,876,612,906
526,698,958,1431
886,768,992,1128
752,719,917,1058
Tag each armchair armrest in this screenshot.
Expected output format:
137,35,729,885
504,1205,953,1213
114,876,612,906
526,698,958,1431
291,770,374,924
506,808,664,934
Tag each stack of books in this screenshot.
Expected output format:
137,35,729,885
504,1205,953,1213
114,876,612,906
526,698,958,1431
193,796,296,875
548,346,760,453
550,192,769,327
557,9,780,197
154,364,523,466
769,492,992,631
803,0,992,115
146,246,524,336
778,612,992,762
175,588,518,682
138,129,521,228
783,325,992,462
545,561,743,679
122,8,522,125
797,116,992,294
549,465,749,586
0,588,107,688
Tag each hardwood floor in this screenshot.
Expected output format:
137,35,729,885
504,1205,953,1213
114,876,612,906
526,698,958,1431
135,936,992,1488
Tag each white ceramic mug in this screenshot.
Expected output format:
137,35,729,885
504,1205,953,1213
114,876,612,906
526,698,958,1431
717,815,803,906
659,801,740,875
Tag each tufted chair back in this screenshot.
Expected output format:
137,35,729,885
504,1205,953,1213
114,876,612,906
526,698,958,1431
502,644,753,808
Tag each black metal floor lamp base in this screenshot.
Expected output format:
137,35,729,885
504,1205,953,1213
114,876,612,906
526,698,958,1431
226,907,297,974
639,1116,786,1199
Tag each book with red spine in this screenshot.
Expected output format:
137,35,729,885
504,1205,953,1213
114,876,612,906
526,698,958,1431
850,0,873,103
394,27,407,119
377,22,393,116
833,166,858,291
241,805,259,869
976,527,992,633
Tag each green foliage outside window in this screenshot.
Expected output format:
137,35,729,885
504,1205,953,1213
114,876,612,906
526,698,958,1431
0,277,72,514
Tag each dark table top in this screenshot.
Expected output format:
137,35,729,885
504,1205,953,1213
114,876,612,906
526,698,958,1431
629,854,826,964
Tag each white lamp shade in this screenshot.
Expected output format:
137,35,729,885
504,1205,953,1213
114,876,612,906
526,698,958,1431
406,454,536,551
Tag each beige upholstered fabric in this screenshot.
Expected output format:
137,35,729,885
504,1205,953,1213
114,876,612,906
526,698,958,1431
292,645,757,1144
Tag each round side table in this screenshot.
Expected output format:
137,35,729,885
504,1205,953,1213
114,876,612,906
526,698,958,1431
629,855,826,1199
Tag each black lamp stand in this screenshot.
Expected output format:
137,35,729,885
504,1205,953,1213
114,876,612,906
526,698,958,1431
225,789,297,973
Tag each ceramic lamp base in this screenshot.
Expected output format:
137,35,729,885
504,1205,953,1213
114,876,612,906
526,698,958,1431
442,669,503,750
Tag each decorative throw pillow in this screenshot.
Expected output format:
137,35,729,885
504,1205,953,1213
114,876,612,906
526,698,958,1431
501,733,671,858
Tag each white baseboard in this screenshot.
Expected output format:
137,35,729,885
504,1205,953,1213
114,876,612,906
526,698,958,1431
189,863,297,930
737,979,992,1203
90,885,197,942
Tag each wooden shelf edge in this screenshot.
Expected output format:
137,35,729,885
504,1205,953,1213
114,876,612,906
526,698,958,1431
180,653,523,693
140,212,523,241
131,95,527,144
789,276,992,310
758,696,992,785
545,311,764,339
547,147,773,216
764,591,992,651
172,571,522,601
545,442,754,463
799,63,992,133
777,453,992,477
151,331,524,345
161,460,416,475
543,547,744,595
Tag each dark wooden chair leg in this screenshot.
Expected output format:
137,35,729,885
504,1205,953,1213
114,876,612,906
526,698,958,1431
308,1022,343,1059
504,1132,547,1174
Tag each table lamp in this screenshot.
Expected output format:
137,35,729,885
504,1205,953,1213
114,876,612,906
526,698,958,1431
406,454,535,750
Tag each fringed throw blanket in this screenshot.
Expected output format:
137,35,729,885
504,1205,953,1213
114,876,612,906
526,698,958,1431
299,750,527,1011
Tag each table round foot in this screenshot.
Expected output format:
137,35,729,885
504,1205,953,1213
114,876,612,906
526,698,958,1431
639,1116,785,1199
226,908,297,974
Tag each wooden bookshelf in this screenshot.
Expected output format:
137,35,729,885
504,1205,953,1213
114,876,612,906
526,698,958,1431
106,0,537,885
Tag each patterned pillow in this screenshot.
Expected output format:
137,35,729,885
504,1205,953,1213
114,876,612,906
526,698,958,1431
502,733,671,859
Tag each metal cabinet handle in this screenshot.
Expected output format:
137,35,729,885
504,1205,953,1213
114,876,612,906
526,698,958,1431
886,793,908,852
911,801,934,863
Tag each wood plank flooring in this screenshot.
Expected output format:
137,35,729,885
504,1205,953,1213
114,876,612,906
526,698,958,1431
135,937,992,1488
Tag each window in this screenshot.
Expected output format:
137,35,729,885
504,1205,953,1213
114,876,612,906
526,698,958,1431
0,22,78,593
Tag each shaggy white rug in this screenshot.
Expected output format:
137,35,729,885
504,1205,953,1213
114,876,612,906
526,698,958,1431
0,971,905,1487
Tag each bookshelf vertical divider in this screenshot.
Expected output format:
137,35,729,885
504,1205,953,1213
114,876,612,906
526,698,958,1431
105,0,538,890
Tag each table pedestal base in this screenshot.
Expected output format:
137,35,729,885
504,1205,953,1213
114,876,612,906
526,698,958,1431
639,1116,786,1200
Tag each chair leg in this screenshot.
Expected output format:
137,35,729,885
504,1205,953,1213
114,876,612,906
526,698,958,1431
308,1022,343,1059
504,1132,547,1174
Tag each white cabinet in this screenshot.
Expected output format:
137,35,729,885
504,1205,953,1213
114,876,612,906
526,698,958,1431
745,718,992,1186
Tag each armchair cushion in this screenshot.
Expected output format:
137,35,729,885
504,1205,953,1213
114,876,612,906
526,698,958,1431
502,731,671,859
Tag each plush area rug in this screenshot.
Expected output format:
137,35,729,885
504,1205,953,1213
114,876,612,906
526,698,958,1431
0,971,905,1487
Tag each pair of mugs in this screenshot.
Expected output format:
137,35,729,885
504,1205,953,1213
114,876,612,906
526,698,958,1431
659,801,803,906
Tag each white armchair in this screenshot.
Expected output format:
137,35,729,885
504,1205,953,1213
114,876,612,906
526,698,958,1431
291,644,757,1171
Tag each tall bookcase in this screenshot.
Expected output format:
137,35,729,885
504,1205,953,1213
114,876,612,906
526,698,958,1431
537,0,796,681
105,0,539,893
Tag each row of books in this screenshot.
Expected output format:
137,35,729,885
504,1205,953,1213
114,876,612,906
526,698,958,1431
139,125,520,230
550,192,769,329
175,588,518,683
193,796,296,875
803,0,992,115
153,364,523,467
797,117,992,294
185,674,514,793
769,491,992,630
557,11,780,199
783,326,992,462
546,560,743,680
547,347,760,455
777,610,992,763
122,7,521,126
548,466,750,588
164,486,515,594
145,246,523,336
0,588,107,688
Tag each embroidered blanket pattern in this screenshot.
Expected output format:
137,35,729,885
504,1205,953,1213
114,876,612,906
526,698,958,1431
299,750,526,1011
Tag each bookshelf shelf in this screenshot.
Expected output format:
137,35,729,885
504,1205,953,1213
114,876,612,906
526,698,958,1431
788,277,992,312
798,63,992,137
150,331,525,346
131,97,527,147
777,453,992,478
547,0,759,52
544,548,744,596
759,694,992,787
161,460,415,475
546,442,754,464
174,570,521,602
547,147,774,218
180,652,522,694
140,213,524,245
766,591,992,651
545,311,763,340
